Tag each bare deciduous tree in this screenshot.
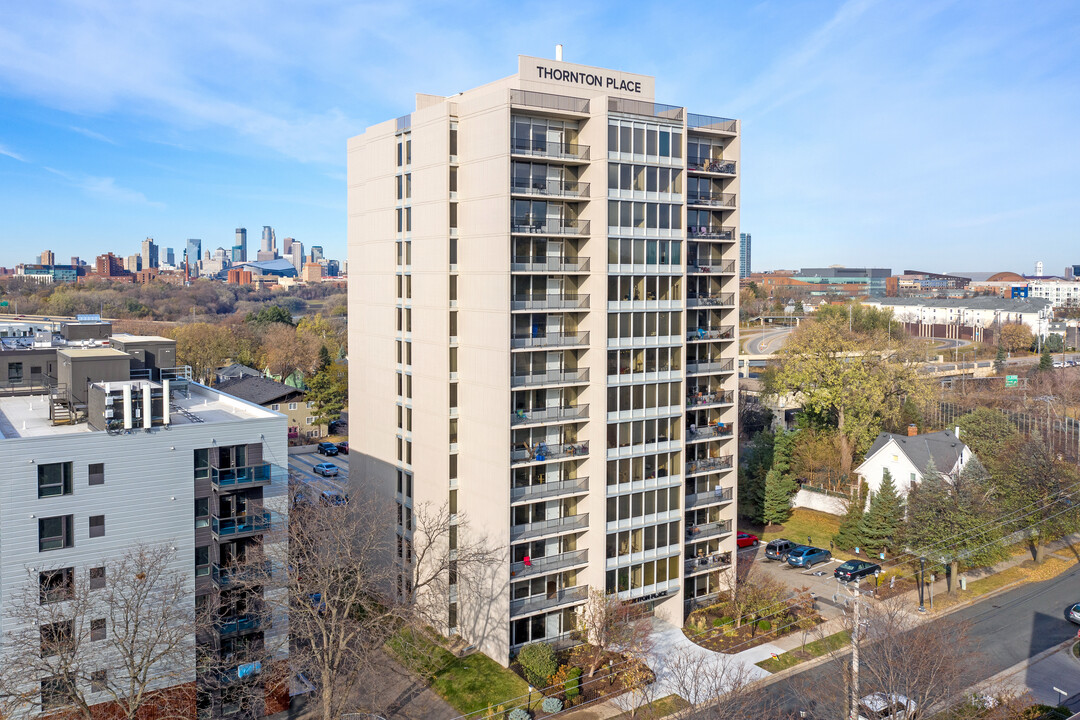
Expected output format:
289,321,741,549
572,589,654,680
0,544,196,720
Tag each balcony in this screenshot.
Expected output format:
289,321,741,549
211,512,276,539
510,585,589,617
210,463,272,489
215,614,264,638
687,293,735,309
511,476,589,504
685,552,733,576
509,513,590,542
687,326,735,342
512,404,589,426
510,549,589,580
608,97,685,121
688,225,736,241
511,368,590,388
511,440,589,466
511,217,590,236
510,137,590,162
511,256,590,273
686,455,734,476
687,191,737,208
511,293,590,311
686,391,734,408
687,113,737,134
511,178,590,199
686,520,732,542
685,488,734,510
510,89,590,114
688,157,737,175
211,561,274,590
688,259,736,275
687,424,734,442
511,331,589,350
686,359,734,375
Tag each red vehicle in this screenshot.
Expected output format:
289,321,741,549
736,532,760,548
336,441,349,455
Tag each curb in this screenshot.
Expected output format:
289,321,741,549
979,637,1076,688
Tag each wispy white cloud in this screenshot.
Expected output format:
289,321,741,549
43,166,164,208
69,126,117,144
0,143,26,162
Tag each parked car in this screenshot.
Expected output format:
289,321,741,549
857,692,916,720
834,559,882,583
336,441,349,454
1067,603,1080,624
765,539,798,561
316,442,339,456
328,419,347,434
736,532,760,548
320,489,349,506
786,546,832,569
313,462,339,477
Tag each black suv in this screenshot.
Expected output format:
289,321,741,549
764,539,798,562
316,442,339,456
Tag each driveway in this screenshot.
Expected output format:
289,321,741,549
289,451,352,495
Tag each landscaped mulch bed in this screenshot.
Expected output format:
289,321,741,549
683,598,823,653
508,647,651,715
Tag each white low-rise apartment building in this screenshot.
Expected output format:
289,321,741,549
864,296,1051,340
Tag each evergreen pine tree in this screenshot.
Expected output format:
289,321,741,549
859,471,905,554
738,431,773,524
762,468,798,526
1039,345,1053,371
993,344,1006,375
317,345,332,372
833,481,868,551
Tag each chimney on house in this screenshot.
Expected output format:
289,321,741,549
907,424,918,437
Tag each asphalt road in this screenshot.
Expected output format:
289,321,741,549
753,561,1080,717
745,326,794,355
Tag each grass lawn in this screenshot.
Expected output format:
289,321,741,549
752,509,860,562
930,557,1073,611
387,629,530,716
755,630,851,672
610,694,690,720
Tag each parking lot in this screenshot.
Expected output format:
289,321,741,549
289,447,351,497
740,543,876,618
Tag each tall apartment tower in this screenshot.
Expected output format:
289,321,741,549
234,228,248,263
142,237,159,269
739,232,751,278
348,55,740,663
41,249,56,266
261,227,276,255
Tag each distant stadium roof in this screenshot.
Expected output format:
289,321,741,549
232,259,298,277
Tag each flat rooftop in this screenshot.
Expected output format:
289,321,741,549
110,333,173,343
0,384,279,440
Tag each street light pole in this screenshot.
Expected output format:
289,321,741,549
918,557,926,612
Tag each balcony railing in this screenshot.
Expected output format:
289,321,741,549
211,561,274,589
686,520,732,541
511,217,590,236
688,259,736,274
510,585,589,617
687,391,734,408
687,114,737,133
512,404,589,426
509,513,590,542
686,455,734,475
511,440,589,465
511,293,590,311
211,512,277,538
685,488,735,510
687,294,736,309
510,137,590,162
608,97,685,121
687,191,737,207
510,549,589,579
685,552,733,575
511,256,591,273
210,463,272,489
687,359,735,374
510,89,590,114
688,157,737,175
688,225,736,241
511,179,590,198
511,331,589,349
215,614,263,637
687,424,734,441
511,476,589,503
687,326,735,342
511,368,590,388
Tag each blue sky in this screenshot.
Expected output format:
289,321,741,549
0,0,1077,274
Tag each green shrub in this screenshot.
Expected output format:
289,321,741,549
757,619,772,632
712,618,722,627
518,642,557,688
541,697,563,713
564,666,583,701
718,615,733,626
509,709,532,720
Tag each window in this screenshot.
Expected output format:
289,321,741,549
39,515,73,551
306,401,314,408
40,620,74,656
195,546,210,577
8,361,23,384
194,449,209,481
39,568,75,604
88,463,104,486
91,618,106,642
288,402,297,410
89,566,106,590
306,417,315,425
38,462,73,498
270,403,280,411
89,515,105,539
41,677,70,710
195,498,210,529
91,671,107,694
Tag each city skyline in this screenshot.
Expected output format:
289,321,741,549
0,1,1077,270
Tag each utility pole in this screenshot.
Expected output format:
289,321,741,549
848,577,862,720
918,557,926,612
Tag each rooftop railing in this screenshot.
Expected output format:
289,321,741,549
511,368,590,388
511,476,589,503
511,217,590,236
510,137,590,162
512,403,589,426
510,89,590,114
510,178,590,198
510,585,589,617
687,114,737,133
608,97,685,121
